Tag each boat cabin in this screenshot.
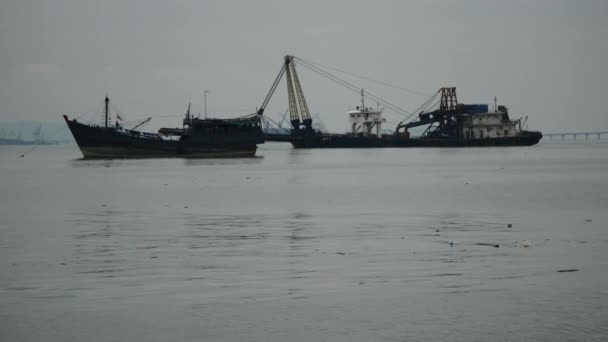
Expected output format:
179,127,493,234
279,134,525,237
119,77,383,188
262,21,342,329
460,106,521,139
348,89,386,138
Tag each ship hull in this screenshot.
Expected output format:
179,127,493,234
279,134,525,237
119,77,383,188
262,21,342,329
65,117,259,159
266,131,542,148
76,146,257,159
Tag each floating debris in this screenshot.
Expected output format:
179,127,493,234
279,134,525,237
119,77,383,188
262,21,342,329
585,219,592,222
336,252,345,255
521,240,530,248
475,242,499,248
557,269,579,273
507,224,512,228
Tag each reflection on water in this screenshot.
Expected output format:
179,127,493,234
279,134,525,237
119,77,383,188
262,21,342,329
287,148,313,164
183,156,263,167
70,158,128,168
284,212,316,298
24,201,606,311
70,156,264,168
70,208,144,279
182,213,269,251
286,212,314,246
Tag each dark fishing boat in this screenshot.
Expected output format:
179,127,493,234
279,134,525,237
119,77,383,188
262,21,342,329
64,97,263,158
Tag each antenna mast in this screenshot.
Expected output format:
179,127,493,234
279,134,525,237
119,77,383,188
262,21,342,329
104,96,110,128
361,88,365,110
204,89,209,119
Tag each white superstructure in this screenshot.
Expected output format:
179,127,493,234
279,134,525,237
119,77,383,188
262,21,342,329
461,106,523,139
348,89,386,138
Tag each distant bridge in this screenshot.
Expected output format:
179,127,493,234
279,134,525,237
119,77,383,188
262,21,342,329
543,131,608,141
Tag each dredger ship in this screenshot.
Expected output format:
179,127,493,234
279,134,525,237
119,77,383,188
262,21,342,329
259,56,542,148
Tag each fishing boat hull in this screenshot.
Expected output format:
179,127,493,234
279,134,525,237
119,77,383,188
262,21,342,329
64,116,260,159
76,146,257,159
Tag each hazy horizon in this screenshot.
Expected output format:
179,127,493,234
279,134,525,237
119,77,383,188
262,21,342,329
1,0,607,133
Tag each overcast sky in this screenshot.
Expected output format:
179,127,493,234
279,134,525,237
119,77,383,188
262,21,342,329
1,0,607,133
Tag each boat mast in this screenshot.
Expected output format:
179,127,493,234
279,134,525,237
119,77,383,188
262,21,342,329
184,102,192,129
361,88,365,110
104,96,110,128
204,89,209,119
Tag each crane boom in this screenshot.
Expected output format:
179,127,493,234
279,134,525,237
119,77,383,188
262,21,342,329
284,56,301,129
130,117,152,132
256,55,314,131
290,57,312,130
257,63,286,115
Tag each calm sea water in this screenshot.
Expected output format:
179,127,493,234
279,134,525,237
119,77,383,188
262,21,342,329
1,141,607,341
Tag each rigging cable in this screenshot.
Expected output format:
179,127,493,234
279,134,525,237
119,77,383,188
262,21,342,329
261,114,281,127
295,57,410,116
399,90,441,124
293,57,413,118
76,100,106,125
296,56,432,98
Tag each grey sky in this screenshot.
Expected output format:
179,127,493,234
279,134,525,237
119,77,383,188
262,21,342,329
1,0,607,133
